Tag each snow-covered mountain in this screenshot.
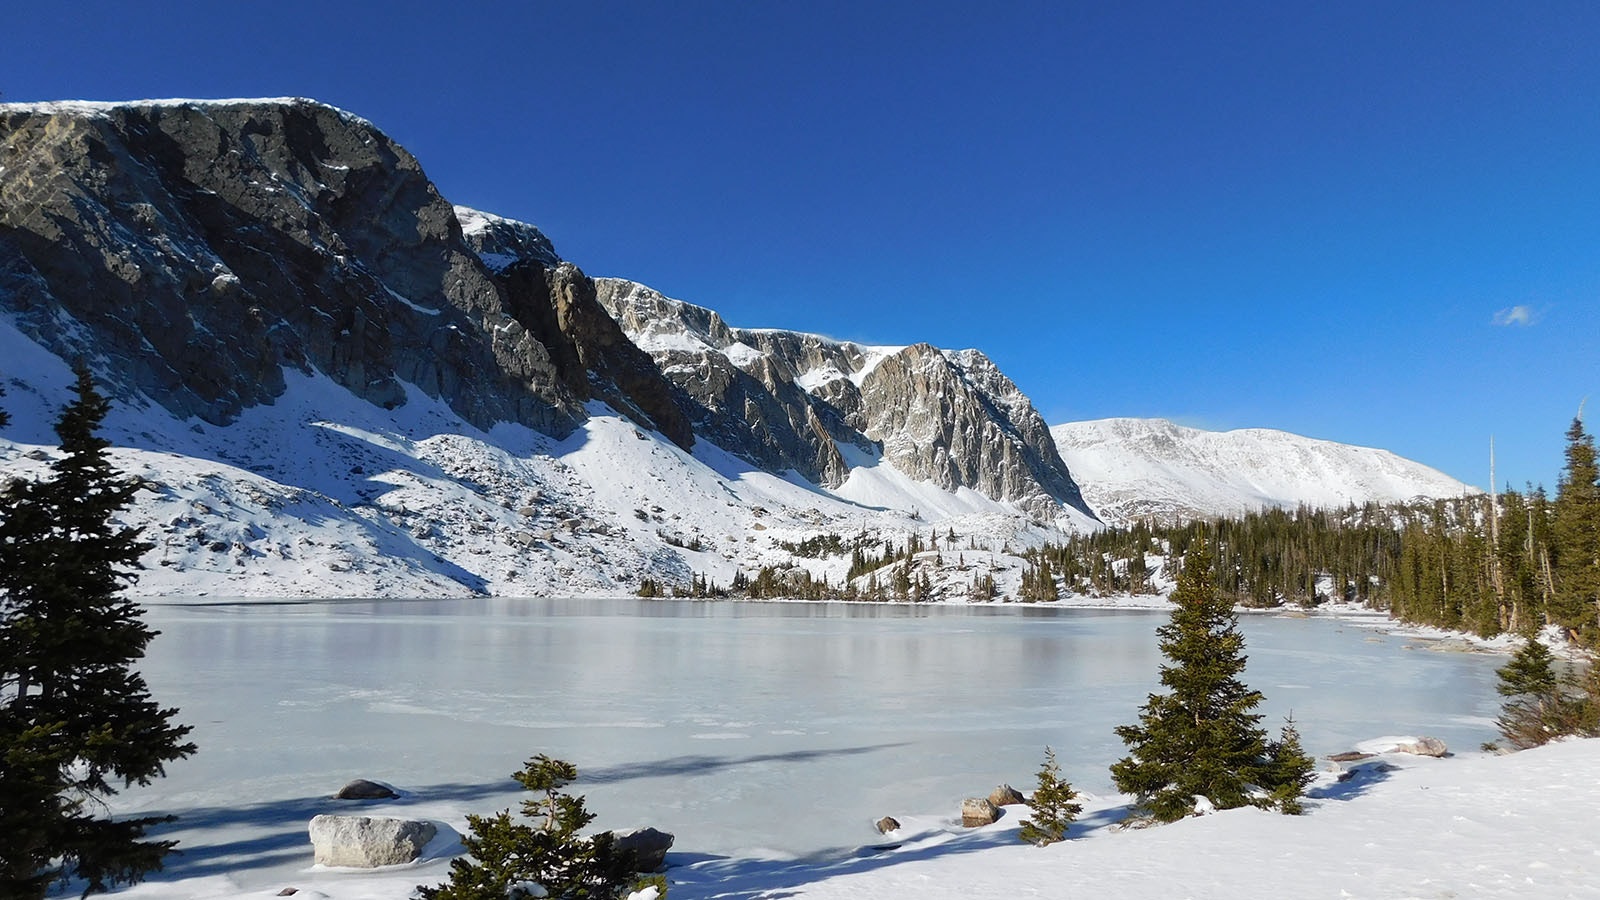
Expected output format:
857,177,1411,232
0,97,1094,599
0,96,1485,599
1,329,1067,599
1052,417,1479,527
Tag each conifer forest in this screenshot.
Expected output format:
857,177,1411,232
1038,417,1600,644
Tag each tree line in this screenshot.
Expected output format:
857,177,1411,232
1040,417,1600,644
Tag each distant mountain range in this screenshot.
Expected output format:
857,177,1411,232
1052,418,1476,527
0,98,1475,599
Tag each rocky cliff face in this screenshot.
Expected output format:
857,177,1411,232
0,96,1090,523
0,99,688,446
596,278,1096,522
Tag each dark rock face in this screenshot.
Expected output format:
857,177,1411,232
494,260,694,450
0,100,675,439
596,279,859,482
596,278,1097,521
455,205,560,271
607,826,674,872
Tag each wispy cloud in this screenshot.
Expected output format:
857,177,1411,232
1492,305,1538,327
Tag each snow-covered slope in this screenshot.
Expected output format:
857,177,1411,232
0,313,1075,600
1053,417,1478,527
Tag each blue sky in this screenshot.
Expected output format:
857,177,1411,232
7,1,1598,489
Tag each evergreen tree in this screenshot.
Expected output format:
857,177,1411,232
0,367,195,896
1552,416,1600,641
419,755,649,900
1110,542,1284,822
1264,716,1316,815
1018,746,1081,847
1492,633,1580,750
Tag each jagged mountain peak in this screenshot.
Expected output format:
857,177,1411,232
455,205,561,272
595,277,1097,525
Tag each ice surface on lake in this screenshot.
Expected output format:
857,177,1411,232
122,599,1503,891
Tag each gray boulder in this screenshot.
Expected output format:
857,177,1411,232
960,797,1000,828
308,815,436,868
1394,737,1449,758
988,784,1025,807
334,778,399,800
608,826,674,872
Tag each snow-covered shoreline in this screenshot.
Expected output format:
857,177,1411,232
107,737,1600,899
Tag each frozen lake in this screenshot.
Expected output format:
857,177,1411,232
123,598,1505,889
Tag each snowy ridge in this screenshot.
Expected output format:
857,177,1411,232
1053,417,1479,526
596,278,909,384
0,96,377,129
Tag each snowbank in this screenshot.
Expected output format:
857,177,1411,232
106,739,1600,899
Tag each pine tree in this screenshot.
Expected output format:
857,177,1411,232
1110,542,1283,822
1264,715,1316,815
1492,633,1579,750
1018,746,1081,847
418,755,647,900
0,366,196,897
1552,416,1600,642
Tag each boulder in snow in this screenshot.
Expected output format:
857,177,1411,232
333,778,399,800
875,816,901,834
1395,737,1449,758
608,826,674,872
308,815,436,867
961,797,999,827
1354,735,1450,758
988,784,1025,807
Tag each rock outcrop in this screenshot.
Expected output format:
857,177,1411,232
0,99,691,447
307,814,436,867
596,279,1096,522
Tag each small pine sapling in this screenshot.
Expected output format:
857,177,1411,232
1493,633,1568,750
419,755,648,900
1264,715,1316,815
1018,746,1082,847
